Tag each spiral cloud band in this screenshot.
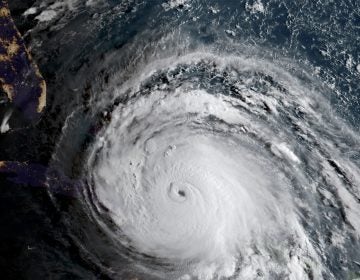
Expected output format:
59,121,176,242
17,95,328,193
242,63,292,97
80,51,360,280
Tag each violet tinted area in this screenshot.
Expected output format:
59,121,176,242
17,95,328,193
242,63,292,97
0,0,46,122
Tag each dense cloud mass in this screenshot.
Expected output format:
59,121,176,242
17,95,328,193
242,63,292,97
79,49,360,279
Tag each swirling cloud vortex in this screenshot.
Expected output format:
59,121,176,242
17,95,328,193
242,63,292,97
84,51,360,280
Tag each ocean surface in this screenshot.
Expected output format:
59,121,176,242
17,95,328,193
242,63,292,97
1,0,360,279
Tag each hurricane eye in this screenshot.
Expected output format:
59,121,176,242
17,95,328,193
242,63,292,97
178,190,185,197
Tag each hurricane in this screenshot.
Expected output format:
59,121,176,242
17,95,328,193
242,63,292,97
47,34,360,279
